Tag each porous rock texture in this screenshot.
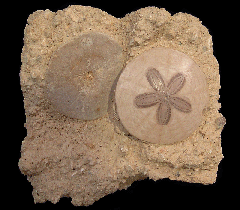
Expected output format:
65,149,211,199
19,5,225,206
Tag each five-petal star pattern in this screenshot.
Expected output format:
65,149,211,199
134,68,192,125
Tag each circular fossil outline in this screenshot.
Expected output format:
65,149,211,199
115,47,209,145
45,32,125,120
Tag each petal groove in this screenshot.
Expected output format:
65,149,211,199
146,68,165,92
157,101,171,125
134,92,163,108
169,96,192,113
167,73,185,95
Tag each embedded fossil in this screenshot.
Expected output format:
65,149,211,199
134,68,192,125
115,47,209,144
19,6,224,207
45,32,124,120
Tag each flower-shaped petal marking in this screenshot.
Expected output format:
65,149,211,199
134,68,192,125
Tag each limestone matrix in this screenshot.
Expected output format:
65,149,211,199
19,5,224,206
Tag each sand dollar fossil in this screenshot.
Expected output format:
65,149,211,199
115,47,209,144
45,32,124,120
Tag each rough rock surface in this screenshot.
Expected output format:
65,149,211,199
19,5,225,206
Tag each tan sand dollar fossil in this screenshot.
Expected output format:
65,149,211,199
115,47,209,144
45,32,124,120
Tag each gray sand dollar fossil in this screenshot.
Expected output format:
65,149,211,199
45,32,124,120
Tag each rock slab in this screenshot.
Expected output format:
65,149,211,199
19,5,224,206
